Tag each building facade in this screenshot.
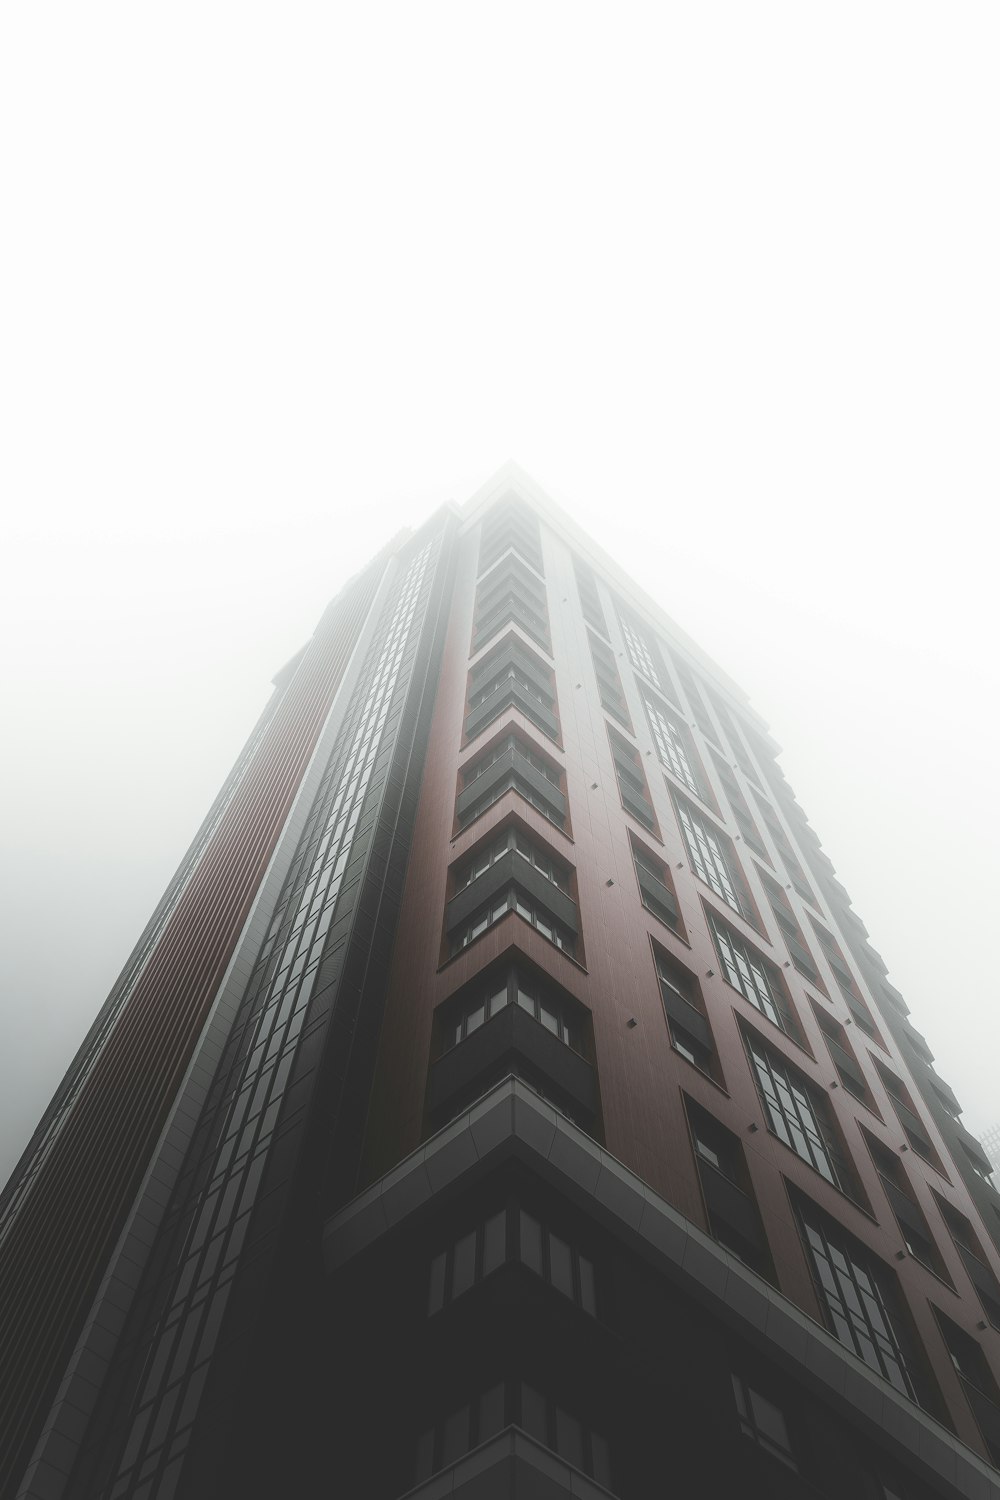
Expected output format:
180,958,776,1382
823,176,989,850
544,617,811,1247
3,470,1000,1500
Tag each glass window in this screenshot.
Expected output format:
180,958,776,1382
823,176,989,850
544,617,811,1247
427,1252,446,1315
549,1234,573,1298
676,801,742,914
520,1383,548,1443
482,1210,507,1277
710,916,783,1029
520,1211,543,1275
732,1374,797,1468
748,1040,837,1186
800,1212,914,1396
556,1407,584,1469
441,1405,470,1465
578,1255,597,1316
452,1231,477,1298
620,616,662,688
645,698,699,794
479,1383,506,1442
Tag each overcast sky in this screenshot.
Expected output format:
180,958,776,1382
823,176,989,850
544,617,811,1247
1,4,998,1188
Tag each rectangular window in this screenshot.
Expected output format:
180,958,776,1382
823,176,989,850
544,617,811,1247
608,725,658,832
644,695,702,796
709,914,791,1033
655,948,719,1080
796,1200,917,1398
588,630,631,727
732,1374,797,1469
618,611,672,697
675,796,751,922
630,835,682,932
451,886,574,956
573,555,608,638
516,1208,598,1315
673,657,721,744
745,1035,858,1197
478,497,545,576
428,1207,510,1314
457,733,566,831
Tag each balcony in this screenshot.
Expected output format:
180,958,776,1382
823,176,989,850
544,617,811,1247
426,1005,597,1126
446,851,578,937
455,748,566,826
465,679,559,744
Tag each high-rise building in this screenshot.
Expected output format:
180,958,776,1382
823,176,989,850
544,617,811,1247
3,469,1000,1500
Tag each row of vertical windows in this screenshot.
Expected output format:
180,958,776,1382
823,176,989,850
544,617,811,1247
108,541,437,1492
428,1205,597,1317
469,662,551,713
451,886,575,956
675,798,744,917
415,1381,611,1486
457,827,570,894
709,913,785,1030
643,694,701,795
441,969,584,1054
747,1037,840,1188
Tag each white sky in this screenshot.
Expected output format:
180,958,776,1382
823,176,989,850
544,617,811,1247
1,4,998,1188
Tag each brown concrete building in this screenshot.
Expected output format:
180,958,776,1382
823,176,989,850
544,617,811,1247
3,468,1000,1500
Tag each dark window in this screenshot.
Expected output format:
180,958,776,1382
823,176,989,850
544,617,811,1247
608,725,658,832
655,948,719,1080
747,1036,845,1188
451,885,575,956
732,1374,797,1468
416,1379,610,1482
458,733,566,831
811,1002,875,1108
796,1200,917,1399
573,555,609,638
687,1099,775,1279
675,795,755,924
478,497,545,576
710,913,798,1036
709,693,761,786
863,1130,948,1279
588,629,632,727
440,967,586,1057
644,695,702,796
673,657,721,744
630,836,682,932
428,1209,510,1313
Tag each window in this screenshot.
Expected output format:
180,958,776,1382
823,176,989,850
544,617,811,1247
474,557,550,652
440,967,586,1058
709,914,794,1033
811,1002,875,1108
732,1374,797,1468
796,1200,916,1398
478,496,544,576
753,790,816,904
458,733,566,831
469,662,549,712
516,1208,598,1314
415,1381,611,1485
443,977,513,1050
674,657,721,744
644,695,701,795
935,1196,1000,1329
588,630,631,726
710,748,771,860
687,1100,775,1277
455,828,570,894
608,726,658,832
630,836,681,931
451,886,574,956
755,867,823,987
655,948,719,1079
465,638,559,742
747,1036,843,1188
428,1207,510,1313
874,1063,940,1166
710,693,762,786
573,555,608,637
515,973,583,1051
675,797,752,922
864,1130,948,1278
619,613,665,690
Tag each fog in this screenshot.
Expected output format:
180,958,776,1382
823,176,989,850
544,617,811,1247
1,5,998,1188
